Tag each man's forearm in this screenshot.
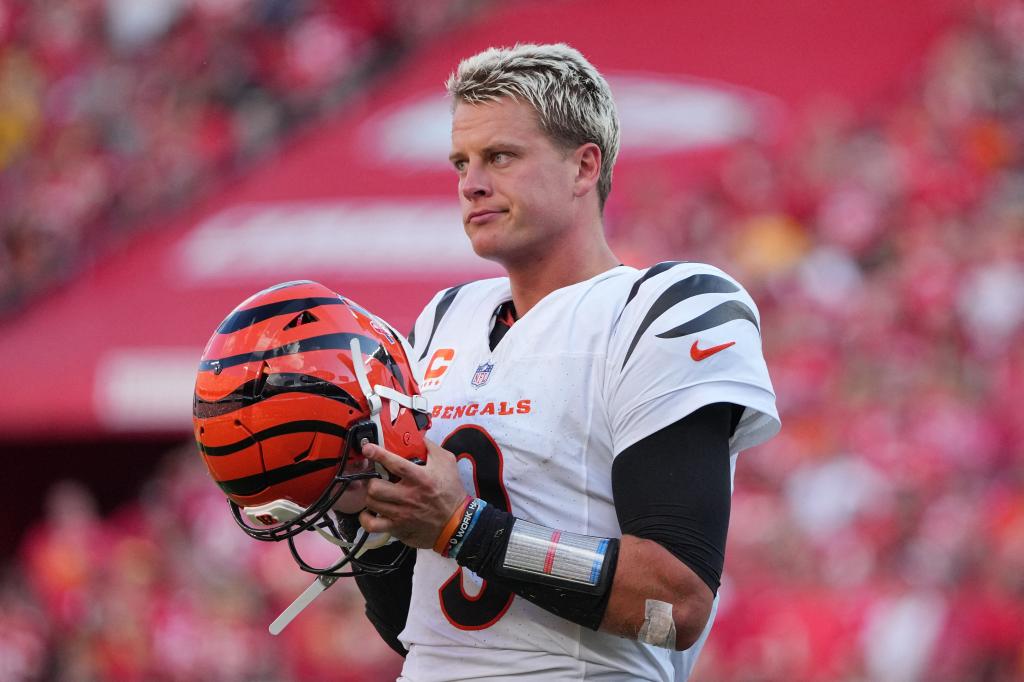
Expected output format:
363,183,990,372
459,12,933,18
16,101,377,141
451,503,618,631
450,501,711,649
600,535,713,650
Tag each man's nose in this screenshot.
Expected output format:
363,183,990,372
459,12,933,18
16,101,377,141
461,161,492,200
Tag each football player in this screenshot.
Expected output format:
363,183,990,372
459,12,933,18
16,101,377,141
346,43,781,681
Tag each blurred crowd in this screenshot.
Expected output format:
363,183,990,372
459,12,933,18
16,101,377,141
3,0,1024,680
0,0,465,315
667,3,1023,680
2,463,403,681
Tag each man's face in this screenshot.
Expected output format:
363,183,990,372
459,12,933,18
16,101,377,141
449,98,579,266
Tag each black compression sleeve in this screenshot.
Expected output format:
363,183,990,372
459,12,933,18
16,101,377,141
353,542,415,656
611,402,740,594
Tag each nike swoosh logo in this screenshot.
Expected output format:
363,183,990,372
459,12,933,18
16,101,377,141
690,340,735,361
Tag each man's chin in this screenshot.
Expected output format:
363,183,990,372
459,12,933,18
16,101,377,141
467,232,514,265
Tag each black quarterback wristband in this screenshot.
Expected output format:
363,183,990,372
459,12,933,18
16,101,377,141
453,502,619,630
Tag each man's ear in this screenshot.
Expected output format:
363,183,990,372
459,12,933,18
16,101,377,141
573,143,602,198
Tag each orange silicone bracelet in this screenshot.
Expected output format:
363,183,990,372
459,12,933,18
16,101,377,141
433,495,473,555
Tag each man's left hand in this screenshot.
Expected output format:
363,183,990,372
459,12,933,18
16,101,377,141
359,439,469,549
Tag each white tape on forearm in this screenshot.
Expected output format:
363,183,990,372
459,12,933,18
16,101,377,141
637,599,676,649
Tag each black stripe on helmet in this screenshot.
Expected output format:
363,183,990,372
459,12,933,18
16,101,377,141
217,296,344,334
193,373,362,420
217,457,341,497
198,332,379,373
198,419,350,458
622,274,742,369
369,343,406,388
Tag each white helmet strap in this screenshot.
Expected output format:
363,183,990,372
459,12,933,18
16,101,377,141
349,337,386,477
348,336,429,479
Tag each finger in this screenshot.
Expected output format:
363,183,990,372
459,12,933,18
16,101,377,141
359,509,391,534
362,442,421,480
423,439,458,467
364,479,407,507
423,438,451,455
363,501,407,525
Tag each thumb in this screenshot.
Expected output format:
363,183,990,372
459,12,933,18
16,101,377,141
423,439,457,467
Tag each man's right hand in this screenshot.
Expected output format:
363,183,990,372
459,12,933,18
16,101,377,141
359,440,470,550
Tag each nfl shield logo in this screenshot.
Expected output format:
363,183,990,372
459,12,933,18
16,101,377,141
471,362,494,388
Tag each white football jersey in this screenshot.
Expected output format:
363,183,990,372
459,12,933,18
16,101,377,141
397,263,780,682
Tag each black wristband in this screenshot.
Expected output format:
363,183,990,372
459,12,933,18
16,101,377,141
451,501,515,574
453,504,619,631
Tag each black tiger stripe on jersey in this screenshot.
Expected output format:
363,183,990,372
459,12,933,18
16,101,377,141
193,373,362,419
656,300,759,340
217,297,343,334
418,284,467,361
624,261,685,307
197,419,350,457
622,274,741,368
217,457,341,497
198,332,379,373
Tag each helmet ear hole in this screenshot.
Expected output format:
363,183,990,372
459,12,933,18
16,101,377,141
284,310,319,330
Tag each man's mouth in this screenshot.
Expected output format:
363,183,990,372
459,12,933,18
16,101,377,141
467,209,506,224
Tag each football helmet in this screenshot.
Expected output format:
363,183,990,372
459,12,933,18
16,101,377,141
193,280,430,577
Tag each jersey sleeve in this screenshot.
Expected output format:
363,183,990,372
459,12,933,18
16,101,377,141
604,263,780,455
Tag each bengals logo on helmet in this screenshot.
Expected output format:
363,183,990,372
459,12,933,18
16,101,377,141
192,280,430,577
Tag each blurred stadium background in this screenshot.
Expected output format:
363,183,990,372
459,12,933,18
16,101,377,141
1,0,1023,679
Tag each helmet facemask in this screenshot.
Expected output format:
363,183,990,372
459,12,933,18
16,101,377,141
228,419,410,577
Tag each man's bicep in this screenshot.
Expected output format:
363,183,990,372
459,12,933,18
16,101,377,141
611,402,738,594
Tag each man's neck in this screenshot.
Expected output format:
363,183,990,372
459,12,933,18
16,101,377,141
504,231,619,316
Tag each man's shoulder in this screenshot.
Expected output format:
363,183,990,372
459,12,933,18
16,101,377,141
605,260,762,369
619,261,747,302
419,277,509,316
582,261,752,325
410,277,508,350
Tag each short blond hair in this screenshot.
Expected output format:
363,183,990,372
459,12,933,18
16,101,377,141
447,43,620,209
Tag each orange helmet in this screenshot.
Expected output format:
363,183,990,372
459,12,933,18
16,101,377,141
193,280,429,576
